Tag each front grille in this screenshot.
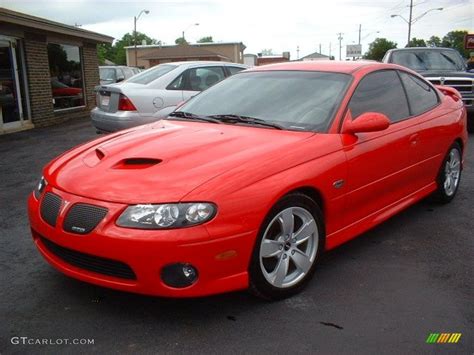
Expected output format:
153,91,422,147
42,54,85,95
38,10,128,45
427,78,473,94
40,236,136,280
63,203,108,234
40,192,62,227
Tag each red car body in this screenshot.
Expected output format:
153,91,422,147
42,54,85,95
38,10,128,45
28,62,467,297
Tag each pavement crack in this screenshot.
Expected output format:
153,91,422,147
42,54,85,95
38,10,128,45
320,321,343,330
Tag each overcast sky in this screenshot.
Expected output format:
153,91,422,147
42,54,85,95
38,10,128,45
3,0,473,59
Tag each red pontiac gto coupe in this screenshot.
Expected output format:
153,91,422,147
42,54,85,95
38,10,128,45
28,61,467,300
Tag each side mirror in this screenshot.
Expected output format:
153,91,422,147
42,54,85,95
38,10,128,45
343,111,390,134
116,77,125,83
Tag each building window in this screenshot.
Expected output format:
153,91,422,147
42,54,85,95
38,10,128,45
47,43,84,110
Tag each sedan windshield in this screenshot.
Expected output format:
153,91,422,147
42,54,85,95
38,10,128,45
391,50,465,71
176,71,351,132
99,68,116,81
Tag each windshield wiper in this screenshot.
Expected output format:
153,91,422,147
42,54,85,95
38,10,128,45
168,111,221,124
412,53,428,70
439,52,462,70
208,114,284,130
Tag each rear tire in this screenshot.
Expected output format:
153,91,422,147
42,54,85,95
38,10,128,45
432,142,462,204
248,193,324,300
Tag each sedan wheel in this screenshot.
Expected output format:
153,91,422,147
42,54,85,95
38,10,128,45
249,193,324,300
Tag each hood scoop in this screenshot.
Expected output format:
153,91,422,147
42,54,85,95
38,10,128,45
112,158,162,169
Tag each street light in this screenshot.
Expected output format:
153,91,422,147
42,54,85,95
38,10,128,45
391,2,442,46
134,9,149,66
182,23,199,43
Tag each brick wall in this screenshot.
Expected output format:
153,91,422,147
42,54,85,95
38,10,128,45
23,33,100,127
24,32,55,126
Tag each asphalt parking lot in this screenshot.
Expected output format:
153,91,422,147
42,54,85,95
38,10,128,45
1,118,473,354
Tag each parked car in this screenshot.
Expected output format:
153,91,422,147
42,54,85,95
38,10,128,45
99,66,140,85
29,61,467,300
92,61,248,133
383,47,474,132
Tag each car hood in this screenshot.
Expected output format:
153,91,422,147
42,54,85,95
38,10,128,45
45,120,315,203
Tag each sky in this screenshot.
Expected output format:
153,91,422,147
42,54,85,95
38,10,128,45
3,0,473,60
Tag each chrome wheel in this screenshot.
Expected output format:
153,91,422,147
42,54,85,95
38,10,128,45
443,148,461,196
259,207,318,289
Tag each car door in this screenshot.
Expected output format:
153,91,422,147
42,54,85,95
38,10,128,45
397,70,445,186
181,66,226,101
342,69,426,227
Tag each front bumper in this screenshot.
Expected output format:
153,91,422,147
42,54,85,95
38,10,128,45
28,187,253,297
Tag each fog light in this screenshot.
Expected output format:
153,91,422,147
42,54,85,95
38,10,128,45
161,263,198,288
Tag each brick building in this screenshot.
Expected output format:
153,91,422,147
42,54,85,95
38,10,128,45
0,8,113,134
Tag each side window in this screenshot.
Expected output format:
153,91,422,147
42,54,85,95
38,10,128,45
399,71,438,116
116,68,125,81
348,70,410,123
227,66,245,75
185,67,225,91
167,72,185,90
123,67,134,79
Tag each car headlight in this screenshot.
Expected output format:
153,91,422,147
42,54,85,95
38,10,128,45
33,176,47,199
117,203,217,229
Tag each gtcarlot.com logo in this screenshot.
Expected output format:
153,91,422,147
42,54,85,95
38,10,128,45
11,337,94,345
426,333,462,344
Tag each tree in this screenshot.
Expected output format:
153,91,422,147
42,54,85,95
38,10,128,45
112,32,159,65
407,38,426,47
363,38,397,61
175,37,188,45
260,48,274,56
442,30,469,58
427,35,442,47
97,43,113,65
197,36,213,43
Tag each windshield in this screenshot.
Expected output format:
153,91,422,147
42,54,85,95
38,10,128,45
177,71,351,132
99,68,116,81
126,64,177,85
391,50,465,71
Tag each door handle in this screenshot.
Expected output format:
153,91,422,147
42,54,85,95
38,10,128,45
409,134,419,146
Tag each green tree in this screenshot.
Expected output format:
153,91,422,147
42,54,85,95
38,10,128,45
197,36,213,43
363,38,397,61
427,35,442,47
97,43,114,65
113,32,159,65
442,30,469,58
175,37,188,45
407,38,426,47
260,48,274,56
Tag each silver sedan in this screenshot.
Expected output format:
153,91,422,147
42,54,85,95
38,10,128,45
91,61,248,132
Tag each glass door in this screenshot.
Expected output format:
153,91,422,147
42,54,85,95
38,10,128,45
0,37,25,131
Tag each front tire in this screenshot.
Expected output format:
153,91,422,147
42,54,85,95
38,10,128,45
432,142,462,204
249,193,324,300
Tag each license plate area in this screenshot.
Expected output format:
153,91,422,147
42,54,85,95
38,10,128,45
101,95,110,106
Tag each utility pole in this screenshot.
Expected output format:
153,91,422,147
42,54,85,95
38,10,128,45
358,24,362,44
297,45,300,60
134,16,137,66
319,43,321,54
337,33,343,61
329,42,332,58
407,0,413,46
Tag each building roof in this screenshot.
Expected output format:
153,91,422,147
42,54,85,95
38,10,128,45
125,41,246,50
138,44,230,61
299,51,330,60
0,7,114,43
